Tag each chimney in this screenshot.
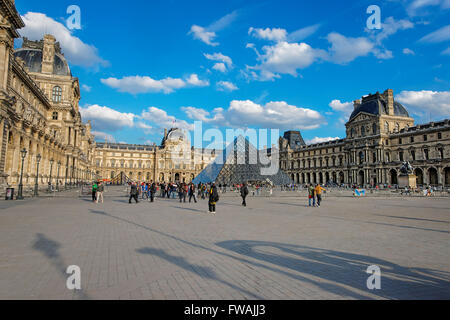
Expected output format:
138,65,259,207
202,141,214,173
384,89,394,115
353,99,361,110
42,34,56,74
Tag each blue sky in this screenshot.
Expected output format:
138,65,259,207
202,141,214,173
15,0,450,148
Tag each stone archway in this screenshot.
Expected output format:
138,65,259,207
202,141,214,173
325,172,330,184
301,173,305,184
175,173,180,182
296,173,300,184
445,167,450,187
339,171,345,184
306,173,311,184
390,169,398,185
428,167,438,185
414,168,424,186
358,170,364,186
332,172,337,184
319,172,323,184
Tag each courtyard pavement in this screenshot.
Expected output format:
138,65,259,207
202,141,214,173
0,186,449,300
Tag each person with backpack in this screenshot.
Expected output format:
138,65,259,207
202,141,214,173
208,183,219,214
241,183,249,207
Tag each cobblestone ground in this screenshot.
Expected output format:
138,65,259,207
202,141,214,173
0,186,449,300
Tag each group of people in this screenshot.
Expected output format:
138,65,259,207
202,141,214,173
127,181,220,214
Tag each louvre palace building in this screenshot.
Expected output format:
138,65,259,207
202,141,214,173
0,0,96,193
279,89,450,188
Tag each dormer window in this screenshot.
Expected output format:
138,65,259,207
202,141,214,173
52,86,62,103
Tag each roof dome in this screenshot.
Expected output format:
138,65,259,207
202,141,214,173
349,93,409,121
166,128,188,142
14,48,71,76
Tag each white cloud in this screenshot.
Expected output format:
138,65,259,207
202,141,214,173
287,24,321,42
204,52,233,67
306,137,340,145
326,32,374,64
20,12,107,68
81,84,92,92
80,105,135,131
212,63,227,72
442,46,450,55
101,74,209,94
189,11,238,46
406,0,450,16
186,74,210,86
140,107,194,131
189,25,219,46
329,100,353,113
91,131,116,143
252,41,327,80
216,81,238,92
419,25,450,43
135,122,153,134
183,100,325,130
403,48,416,55
248,27,287,42
396,90,450,118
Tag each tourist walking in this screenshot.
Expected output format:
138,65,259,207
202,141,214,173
92,181,98,202
208,183,219,214
129,182,139,204
314,184,326,207
150,183,156,202
308,184,315,207
189,183,197,203
96,181,104,204
241,183,249,207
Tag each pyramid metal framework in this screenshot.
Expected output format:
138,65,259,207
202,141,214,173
192,136,292,185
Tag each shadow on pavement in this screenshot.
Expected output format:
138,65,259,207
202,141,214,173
136,247,263,299
32,233,90,300
215,240,450,300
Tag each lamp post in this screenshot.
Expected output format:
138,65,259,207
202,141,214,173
48,158,54,193
34,154,41,197
69,165,72,187
56,161,61,191
17,148,27,200
64,164,68,190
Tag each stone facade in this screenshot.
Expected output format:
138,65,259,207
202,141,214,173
0,0,96,194
280,89,450,187
93,128,217,183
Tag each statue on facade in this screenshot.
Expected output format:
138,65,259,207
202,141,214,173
399,161,414,175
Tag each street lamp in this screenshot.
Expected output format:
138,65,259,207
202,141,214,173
34,154,41,197
56,161,61,191
48,158,54,193
17,148,27,200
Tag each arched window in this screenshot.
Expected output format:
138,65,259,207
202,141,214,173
385,121,389,133
52,86,62,103
359,151,364,164
372,123,377,135
361,126,365,137
395,123,400,132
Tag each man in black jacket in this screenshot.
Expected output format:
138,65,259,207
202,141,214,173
129,182,139,204
241,183,249,207
150,183,156,202
208,183,219,214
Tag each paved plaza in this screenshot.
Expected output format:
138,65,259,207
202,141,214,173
0,187,449,300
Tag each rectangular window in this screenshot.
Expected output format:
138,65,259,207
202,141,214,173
424,149,429,160
399,152,404,161
411,151,416,161
423,135,427,142
438,132,442,139
399,138,402,145
410,136,414,143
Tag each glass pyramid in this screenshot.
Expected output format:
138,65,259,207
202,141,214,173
192,135,292,185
